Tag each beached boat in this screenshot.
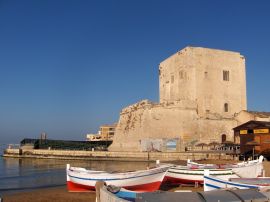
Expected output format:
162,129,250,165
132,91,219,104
99,183,270,202
203,173,261,192
187,155,264,178
104,185,138,201
66,164,171,192
204,169,270,192
165,166,239,185
68,165,106,173
230,177,270,187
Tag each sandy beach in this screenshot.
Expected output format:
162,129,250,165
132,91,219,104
1,184,204,202
2,186,96,202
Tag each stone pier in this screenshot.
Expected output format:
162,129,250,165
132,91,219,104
3,148,236,161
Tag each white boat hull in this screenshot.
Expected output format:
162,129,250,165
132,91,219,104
187,156,264,178
165,166,239,184
66,164,170,192
204,174,260,191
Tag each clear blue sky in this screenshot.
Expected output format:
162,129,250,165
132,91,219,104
1,0,270,144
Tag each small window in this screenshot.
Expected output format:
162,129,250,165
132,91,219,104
204,71,208,78
221,134,227,143
179,71,183,79
223,70,229,81
171,75,174,83
179,71,187,80
224,103,228,112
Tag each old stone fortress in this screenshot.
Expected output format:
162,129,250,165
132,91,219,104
109,46,270,152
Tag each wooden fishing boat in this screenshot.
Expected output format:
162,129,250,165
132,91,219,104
99,182,270,202
230,177,270,186
66,164,171,192
165,166,239,185
203,173,261,191
104,185,138,201
187,155,264,178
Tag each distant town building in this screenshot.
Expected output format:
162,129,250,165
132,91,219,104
86,123,117,141
86,134,102,141
99,124,117,140
109,46,270,152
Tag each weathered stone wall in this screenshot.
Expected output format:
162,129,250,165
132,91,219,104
197,119,237,143
235,110,270,124
109,100,199,151
109,102,238,151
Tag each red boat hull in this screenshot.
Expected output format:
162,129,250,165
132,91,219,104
67,180,162,192
163,176,203,185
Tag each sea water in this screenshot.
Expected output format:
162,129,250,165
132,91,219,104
0,153,155,195
0,156,66,194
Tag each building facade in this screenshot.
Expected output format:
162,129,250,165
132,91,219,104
99,124,117,141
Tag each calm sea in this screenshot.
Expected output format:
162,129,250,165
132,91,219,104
0,152,155,195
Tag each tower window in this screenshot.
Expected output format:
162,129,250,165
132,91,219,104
171,75,174,83
179,71,187,80
224,103,228,112
179,71,183,79
204,71,208,78
223,70,229,81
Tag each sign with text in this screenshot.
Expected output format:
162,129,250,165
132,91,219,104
254,129,269,134
240,130,248,134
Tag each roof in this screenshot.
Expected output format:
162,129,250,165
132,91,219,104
100,123,117,128
246,110,270,118
159,46,243,65
233,120,270,131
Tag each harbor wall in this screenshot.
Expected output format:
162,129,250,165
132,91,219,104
3,148,235,161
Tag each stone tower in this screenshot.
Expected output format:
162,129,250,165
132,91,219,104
159,47,247,118
109,46,247,151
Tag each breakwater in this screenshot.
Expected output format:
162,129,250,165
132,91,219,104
3,148,236,161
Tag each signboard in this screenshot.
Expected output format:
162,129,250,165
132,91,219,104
239,129,269,134
254,129,269,134
240,130,248,135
